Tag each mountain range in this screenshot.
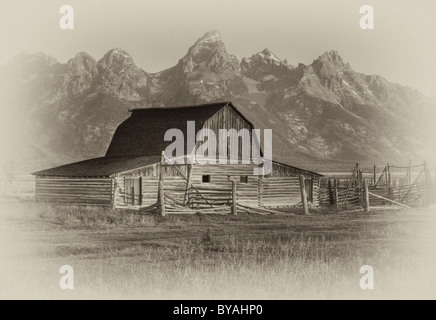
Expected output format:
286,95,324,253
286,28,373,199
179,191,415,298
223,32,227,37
1,30,435,173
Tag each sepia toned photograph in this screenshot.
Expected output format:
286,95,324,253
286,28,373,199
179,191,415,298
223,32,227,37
0,0,435,303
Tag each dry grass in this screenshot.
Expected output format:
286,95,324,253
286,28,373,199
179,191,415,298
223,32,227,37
1,201,436,300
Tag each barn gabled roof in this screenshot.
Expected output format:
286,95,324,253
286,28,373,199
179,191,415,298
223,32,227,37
33,156,161,177
33,101,322,178
106,101,253,158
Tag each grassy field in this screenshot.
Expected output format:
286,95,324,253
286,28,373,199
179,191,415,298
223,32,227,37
0,201,436,300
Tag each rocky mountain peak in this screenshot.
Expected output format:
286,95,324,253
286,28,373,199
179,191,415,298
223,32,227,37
311,50,351,80
92,48,149,100
67,52,96,76
195,30,222,44
155,30,247,103
259,48,281,62
98,48,136,72
181,30,240,76
313,50,349,70
318,50,345,64
104,47,133,58
241,48,294,81
242,48,289,66
74,51,95,59
184,30,226,60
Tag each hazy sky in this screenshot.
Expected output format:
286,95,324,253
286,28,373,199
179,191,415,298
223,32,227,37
1,0,435,97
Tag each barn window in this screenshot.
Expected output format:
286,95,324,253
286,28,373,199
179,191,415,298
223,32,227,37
240,175,248,183
202,175,211,183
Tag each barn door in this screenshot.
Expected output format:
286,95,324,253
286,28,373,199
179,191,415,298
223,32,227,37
125,177,142,206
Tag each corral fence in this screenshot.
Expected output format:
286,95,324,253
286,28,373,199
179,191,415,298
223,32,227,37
122,156,435,216
161,181,291,216
319,161,434,210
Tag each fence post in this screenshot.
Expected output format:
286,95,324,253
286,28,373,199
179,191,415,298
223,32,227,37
373,164,377,187
184,164,192,205
328,179,333,204
112,179,118,209
408,160,412,186
232,180,237,215
140,177,143,206
387,163,392,201
159,180,166,216
424,161,429,206
356,162,360,189
159,151,166,216
131,186,135,206
386,163,391,189
258,177,264,208
299,175,309,215
334,179,339,207
364,179,370,213
358,169,364,206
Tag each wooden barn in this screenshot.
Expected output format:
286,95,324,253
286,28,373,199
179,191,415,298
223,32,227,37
33,102,322,212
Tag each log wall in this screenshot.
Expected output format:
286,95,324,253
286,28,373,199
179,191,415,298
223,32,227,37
35,176,112,206
190,164,320,208
190,163,259,207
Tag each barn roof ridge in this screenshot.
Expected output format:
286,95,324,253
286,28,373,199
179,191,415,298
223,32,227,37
128,101,255,130
128,101,231,112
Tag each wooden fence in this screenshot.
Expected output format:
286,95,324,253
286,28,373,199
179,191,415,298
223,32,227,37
152,152,317,216
161,181,303,216
319,161,434,210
